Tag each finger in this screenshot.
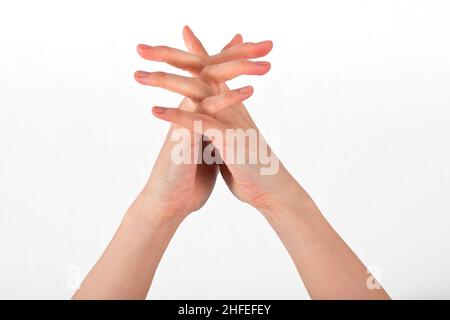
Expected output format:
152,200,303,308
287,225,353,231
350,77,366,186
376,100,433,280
137,44,205,73
182,25,208,57
134,71,206,100
209,40,273,65
221,34,243,52
201,60,271,83
152,107,226,135
199,86,253,115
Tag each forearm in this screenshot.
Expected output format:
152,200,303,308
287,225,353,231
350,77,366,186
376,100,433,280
72,191,182,300
261,172,390,300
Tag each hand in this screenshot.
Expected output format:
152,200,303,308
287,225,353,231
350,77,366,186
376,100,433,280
149,93,300,214
141,28,297,215
134,27,273,221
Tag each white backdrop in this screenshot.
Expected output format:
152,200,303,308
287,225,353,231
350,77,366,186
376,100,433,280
1,0,450,299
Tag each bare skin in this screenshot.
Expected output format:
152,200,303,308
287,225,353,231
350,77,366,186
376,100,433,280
73,28,271,299
73,26,390,300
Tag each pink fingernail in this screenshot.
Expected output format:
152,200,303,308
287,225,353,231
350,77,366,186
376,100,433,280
135,71,150,78
138,44,152,50
152,106,167,114
237,86,253,95
258,40,273,46
255,61,270,67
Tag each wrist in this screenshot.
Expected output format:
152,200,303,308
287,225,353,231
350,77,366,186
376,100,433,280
125,188,186,230
257,168,316,223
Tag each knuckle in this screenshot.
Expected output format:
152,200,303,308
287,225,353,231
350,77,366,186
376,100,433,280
200,65,211,78
240,60,253,72
200,56,209,67
227,90,237,99
191,79,207,99
189,81,202,100
237,60,247,68
200,97,217,114
152,72,166,83
242,45,252,59
158,46,169,58
200,65,219,83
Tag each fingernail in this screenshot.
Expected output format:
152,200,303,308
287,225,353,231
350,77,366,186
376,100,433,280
138,44,152,50
135,71,150,78
255,61,270,67
237,86,252,95
152,106,167,114
258,40,272,46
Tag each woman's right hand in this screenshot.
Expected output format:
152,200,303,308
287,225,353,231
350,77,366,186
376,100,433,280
150,89,301,216
149,71,391,302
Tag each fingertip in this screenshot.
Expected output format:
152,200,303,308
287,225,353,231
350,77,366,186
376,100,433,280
136,44,154,60
183,25,194,37
183,25,195,51
255,40,273,56
265,40,273,49
259,40,273,47
152,106,168,116
134,71,143,82
136,44,142,55
236,85,254,97
254,61,271,74
182,25,188,36
242,86,254,101
234,33,243,43
134,70,149,80
137,43,151,53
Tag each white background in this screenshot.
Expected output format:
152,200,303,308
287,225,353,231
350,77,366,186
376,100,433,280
1,0,450,299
